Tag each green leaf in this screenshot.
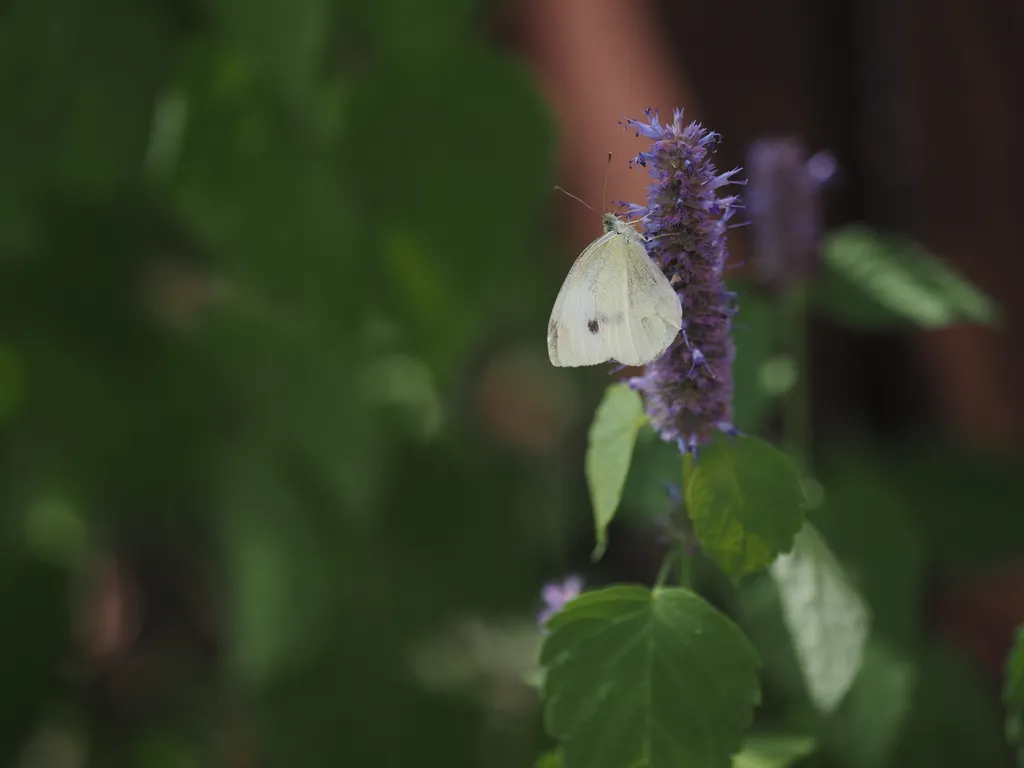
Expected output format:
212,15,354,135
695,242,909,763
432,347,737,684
769,523,869,713
816,225,998,329
586,384,646,560
541,585,761,768
1004,625,1024,763
684,437,806,578
733,735,815,768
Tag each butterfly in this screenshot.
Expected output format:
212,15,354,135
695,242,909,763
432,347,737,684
547,212,682,367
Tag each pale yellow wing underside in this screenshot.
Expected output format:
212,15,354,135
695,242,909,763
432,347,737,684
547,229,683,367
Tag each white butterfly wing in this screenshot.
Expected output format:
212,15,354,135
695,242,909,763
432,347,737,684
615,236,684,365
547,231,682,367
547,231,622,367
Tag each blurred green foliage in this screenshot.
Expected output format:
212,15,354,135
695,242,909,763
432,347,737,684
0,0,572,764
2,0,1024,766
1004,627,1024,766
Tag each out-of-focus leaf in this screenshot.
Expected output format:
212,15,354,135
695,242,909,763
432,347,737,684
732,573,814,710
879,442,1024,575
770,524,869,713
539,733,816,768
1004,626,1024,765
733,735,816,768
359,353,444,441
127,730,204,768
346,0,480,67
165,41,364,332
23,494,91,570
0,198,223,520
344,44,555,372
684,437,806,579
733,452,926,766
541,585,761,768
408,616,542,697
815,446,926,648
217,447,353,688
822,639,916,768
0,342,28,423
0,556,71,765
816,225,997,329
205,0,333,102
205,306,382,519
17,723,87,768
586,384,646,559
891,644,1009,768
729,280,780,433
0,0,179,198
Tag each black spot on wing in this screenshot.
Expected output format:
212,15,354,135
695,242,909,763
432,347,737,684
587,319,600,334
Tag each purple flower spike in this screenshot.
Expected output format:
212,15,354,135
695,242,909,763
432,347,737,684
623,109,741,449
537,575,584,629
746,138,833,290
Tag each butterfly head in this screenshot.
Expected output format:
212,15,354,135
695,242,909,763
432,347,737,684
602,213,643,243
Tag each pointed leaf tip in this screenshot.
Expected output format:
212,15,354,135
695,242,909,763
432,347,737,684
771,524,869,713
586,384,646,560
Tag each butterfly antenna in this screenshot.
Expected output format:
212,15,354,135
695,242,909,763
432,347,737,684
554,186,598,213
601,152,612,211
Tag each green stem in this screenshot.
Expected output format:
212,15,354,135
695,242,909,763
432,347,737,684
654,550,675,589
676,548,693,589
782,284,812,470
671,453,695,590
654,547,693,590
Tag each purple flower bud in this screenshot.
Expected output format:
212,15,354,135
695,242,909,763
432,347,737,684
746,138,836,290
537,574,583,629
623,109,742,448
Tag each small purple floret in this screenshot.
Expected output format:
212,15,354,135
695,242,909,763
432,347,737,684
537,574,584,629
623,108,741,449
